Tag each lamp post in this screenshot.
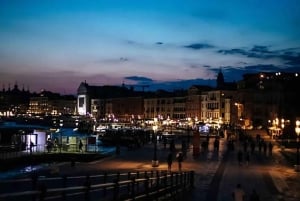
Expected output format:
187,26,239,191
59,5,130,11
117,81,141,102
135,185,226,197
295,120,300,171
59,119,63,153
152,118,159,167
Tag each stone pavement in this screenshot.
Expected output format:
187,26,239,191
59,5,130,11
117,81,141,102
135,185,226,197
54,130,300,201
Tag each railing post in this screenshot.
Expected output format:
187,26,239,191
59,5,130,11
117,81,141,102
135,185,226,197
130,176,136,199
170,173,174,198
175,173,178,195
103,172,107,197
84,175,91,201
117,172,120,182
150,171,154,188
31,173,38,201
38,183,47,201
113,179,119,201
184,172,187,189
127,172,131,193
136,171,140,192
164,172,167,199
144,175,149,198
156,173,160,199
190,171,194,188
62,175,67,200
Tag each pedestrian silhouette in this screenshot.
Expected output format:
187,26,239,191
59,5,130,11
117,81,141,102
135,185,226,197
243,140,248,152
238,150,243,166
232,183,246,201
167,152,173,172
245,151,250,166
263,141,267,155
79,140,83,152
163,137,167,149
176,152,183,172
250,141,255,154
249,189,260,201
268,142,273,156
214,137,220,151
30,141,34,154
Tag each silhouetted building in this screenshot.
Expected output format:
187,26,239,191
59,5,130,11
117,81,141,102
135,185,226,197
236,72,300,128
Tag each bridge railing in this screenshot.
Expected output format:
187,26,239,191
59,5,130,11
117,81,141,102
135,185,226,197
0,170,194,201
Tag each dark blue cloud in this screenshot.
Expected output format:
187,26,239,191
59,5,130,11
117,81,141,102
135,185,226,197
250,45,272,53
218,48,248,56
148,79,216,91
119,57,128,62
124,76,153,82
218,45,300,67
156,42,163,45
280,53,300,66
214,64,300,83
124,75,216,91
184,43,214,50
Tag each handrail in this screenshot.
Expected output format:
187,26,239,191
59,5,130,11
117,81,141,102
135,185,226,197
0,170,194,201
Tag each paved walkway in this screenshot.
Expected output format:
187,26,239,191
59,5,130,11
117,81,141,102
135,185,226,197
41,130,300,201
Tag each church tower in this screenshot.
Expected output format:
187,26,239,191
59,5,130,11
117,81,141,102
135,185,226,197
217,68,224,89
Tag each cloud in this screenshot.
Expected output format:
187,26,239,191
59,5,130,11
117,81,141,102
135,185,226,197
215,64,299,83
124,76,153,82
218,48,247,56
148,78,216,91
217,45,300,67
184,43,214,50
280,52,300,66
95,57,130,64
156,42,163,45
250,45,272,53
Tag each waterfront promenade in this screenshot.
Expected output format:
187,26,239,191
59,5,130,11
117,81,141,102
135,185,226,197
1,129,300,201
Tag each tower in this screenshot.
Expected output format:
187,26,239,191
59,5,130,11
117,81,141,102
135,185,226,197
217,68,224,89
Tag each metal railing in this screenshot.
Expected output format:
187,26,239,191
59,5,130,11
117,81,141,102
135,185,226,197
0,144,104,160
0,170,194,201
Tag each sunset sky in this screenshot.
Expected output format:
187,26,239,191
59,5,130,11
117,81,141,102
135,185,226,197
1,0,300,94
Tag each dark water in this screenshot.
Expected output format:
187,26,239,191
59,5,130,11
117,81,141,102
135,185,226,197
0,121,116,179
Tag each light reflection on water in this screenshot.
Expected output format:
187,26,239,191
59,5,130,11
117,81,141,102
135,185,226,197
0,146,116,180
0,164,47,180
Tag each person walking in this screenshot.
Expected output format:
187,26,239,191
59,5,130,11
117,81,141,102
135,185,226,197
79,140,83,153
167,152,173,172
232,183,246,201
176,152,183,172
30,141,34,154
245,151,250,166
268,142,273,156
237,150,243,166
249,189,260,201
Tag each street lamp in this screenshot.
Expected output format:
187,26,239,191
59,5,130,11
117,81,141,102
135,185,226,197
59,119,63,153
295,120,300,171
152,118,159,167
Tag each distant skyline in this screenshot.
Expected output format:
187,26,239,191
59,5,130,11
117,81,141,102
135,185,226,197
1,0,300,95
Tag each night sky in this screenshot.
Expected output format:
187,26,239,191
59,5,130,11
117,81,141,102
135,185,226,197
0,0,300,94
